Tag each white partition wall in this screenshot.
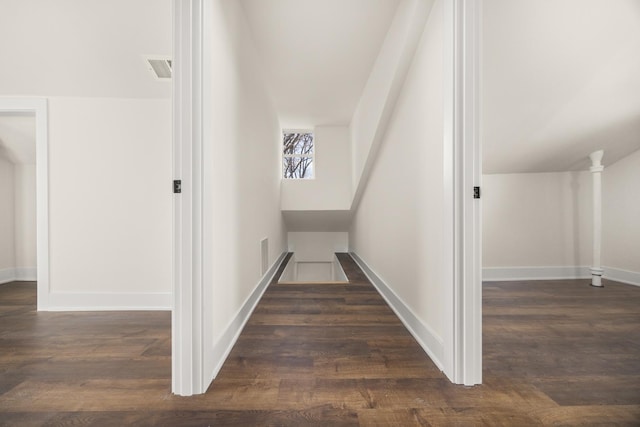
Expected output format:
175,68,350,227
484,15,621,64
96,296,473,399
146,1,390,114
349,0,482,386
287,232,348,261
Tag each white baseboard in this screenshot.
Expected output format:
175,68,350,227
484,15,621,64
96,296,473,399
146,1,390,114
602,266,640,287
482,265,640,287
46,291,172,311
15,267,37,281
482,266,591,281
349,252,445,372
0,268,14,285
207,251,288,384
3,267,170,310
0,267,37,284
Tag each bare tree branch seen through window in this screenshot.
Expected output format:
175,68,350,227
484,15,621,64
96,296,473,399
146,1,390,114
283,132,314,179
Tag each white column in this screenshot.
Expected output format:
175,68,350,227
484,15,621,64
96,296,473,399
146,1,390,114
589,150,604,287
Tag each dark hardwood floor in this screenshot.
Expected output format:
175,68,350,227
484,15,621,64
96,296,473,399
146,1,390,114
0,256,638,426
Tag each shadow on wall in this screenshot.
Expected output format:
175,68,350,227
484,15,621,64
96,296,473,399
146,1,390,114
570,171,583,268
0,113,37,284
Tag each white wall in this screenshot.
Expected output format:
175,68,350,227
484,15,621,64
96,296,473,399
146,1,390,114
46,97,172,305
349,0,446,366
14,164,36,271
483,171,593,277
287,232,348,262
204,0,287,381
0,155,15,277
0,142,36,283
281,126,351,211
483,155,640,285
603,149,640,279
0,0,172,306
350,0,434,201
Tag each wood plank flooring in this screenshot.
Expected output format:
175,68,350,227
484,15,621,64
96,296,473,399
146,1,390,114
0,255,639,426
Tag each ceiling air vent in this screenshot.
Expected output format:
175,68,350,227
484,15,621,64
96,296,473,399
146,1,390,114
143,55,172,80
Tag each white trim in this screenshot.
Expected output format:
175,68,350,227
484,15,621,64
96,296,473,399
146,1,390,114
207,252,288,384
172,0,205,397
603,267,640,287
483,266,591,281
482,266,640,287
0,98,49,310
0,267,37,284
15,267,37,281
282,128,314,134
461,0,482,386
443,0,483,386
45,292,171,311
350,252,445,371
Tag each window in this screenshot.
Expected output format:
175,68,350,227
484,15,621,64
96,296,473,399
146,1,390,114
282,130,314,179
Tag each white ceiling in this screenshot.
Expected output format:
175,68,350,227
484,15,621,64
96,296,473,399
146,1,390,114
483,0,640,173
0,113,36,164
1,0,637,174
240,0,401,128
0,0,171,99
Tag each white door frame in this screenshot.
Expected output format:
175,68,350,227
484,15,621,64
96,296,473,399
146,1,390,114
444,0,483,385
172,0,206,396
0,98,50,311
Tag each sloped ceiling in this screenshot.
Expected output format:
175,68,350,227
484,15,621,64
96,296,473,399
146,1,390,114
0,0,171,99
3,0,635,174
483,0,640,173
240,0,401,128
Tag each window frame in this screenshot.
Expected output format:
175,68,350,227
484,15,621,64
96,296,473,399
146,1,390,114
282,129,315,180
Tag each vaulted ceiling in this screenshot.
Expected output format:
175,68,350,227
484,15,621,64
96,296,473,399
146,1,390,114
0,0,637,174
483,0,640,173
241,0,640,173
240,0,401,128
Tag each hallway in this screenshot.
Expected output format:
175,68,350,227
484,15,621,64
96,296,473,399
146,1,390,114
0,255,639,425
